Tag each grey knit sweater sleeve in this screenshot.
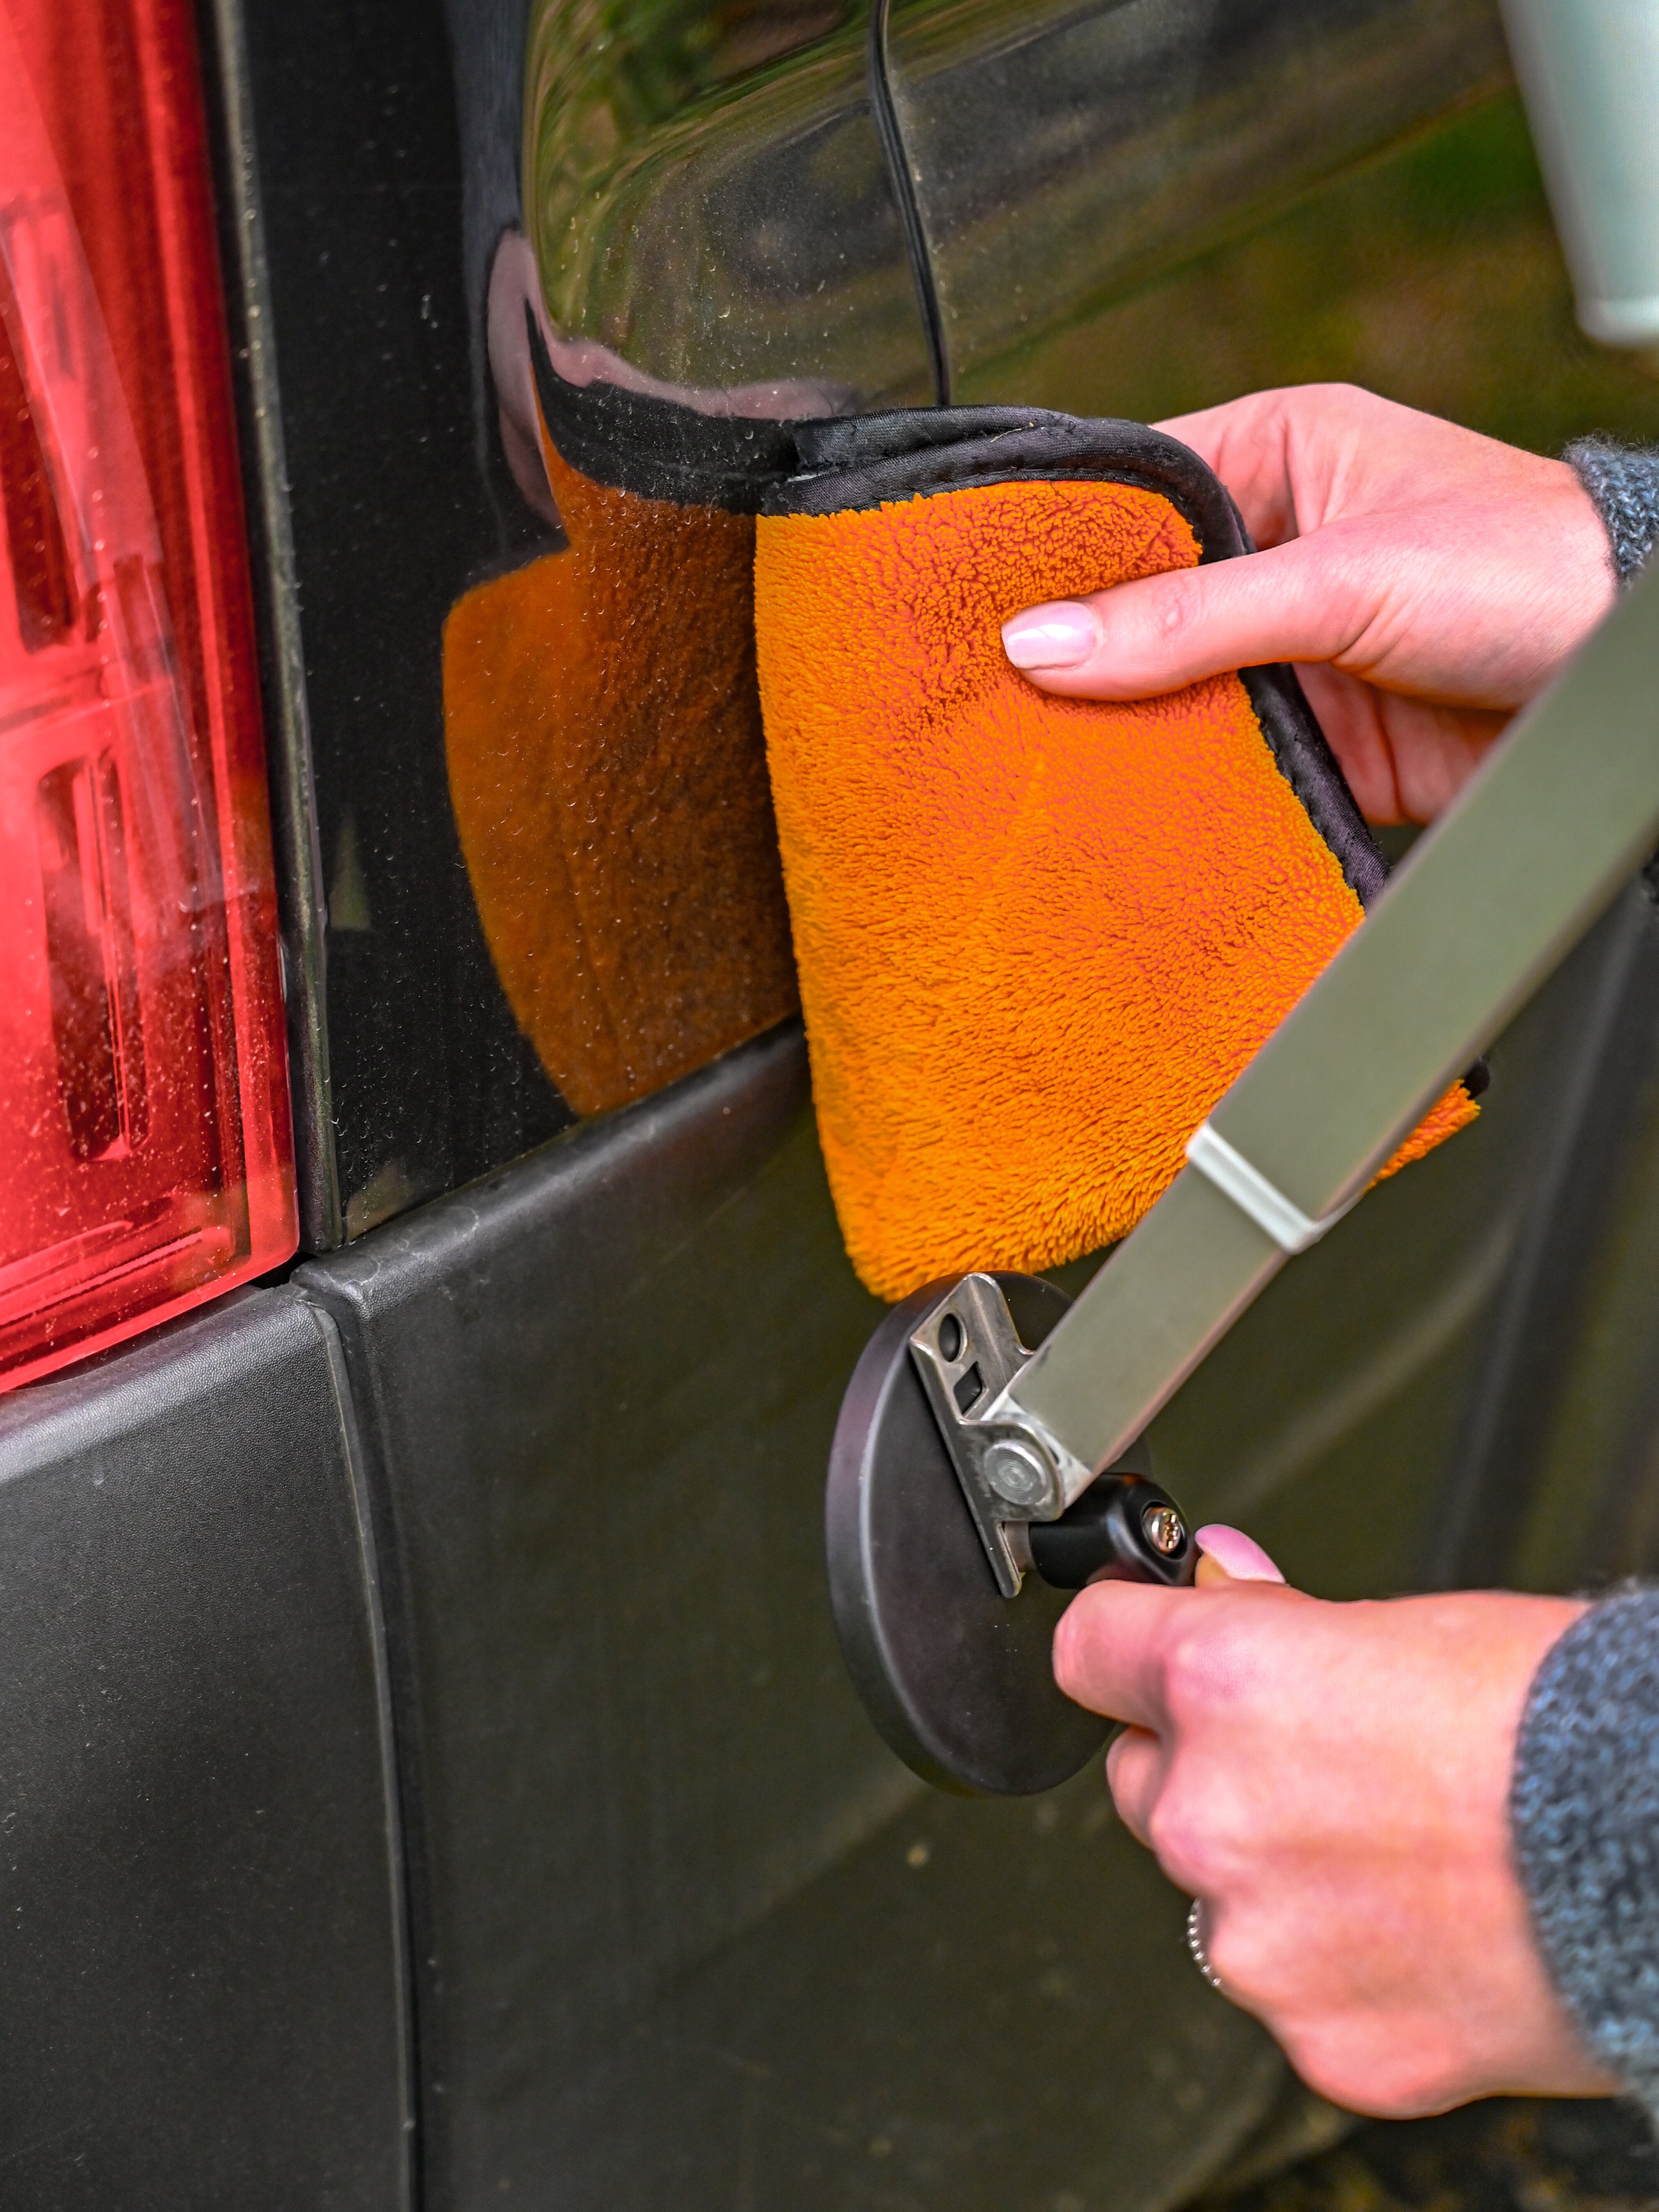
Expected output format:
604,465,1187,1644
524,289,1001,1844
1504,450,1659,2106
1511,1589,1659,2112
1565,437,1659,583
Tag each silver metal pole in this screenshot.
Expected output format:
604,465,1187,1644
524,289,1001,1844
1005,561,1659,1491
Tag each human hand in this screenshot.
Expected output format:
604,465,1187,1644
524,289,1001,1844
1001,385,1615,823
1052,1573,1615,2114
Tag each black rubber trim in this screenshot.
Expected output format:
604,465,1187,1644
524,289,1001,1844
528,307,802,513
521,360,1394,912
767,405,1389,909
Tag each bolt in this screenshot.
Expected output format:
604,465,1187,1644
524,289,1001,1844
983,1439,1056,1512
1142,1503,1186,1556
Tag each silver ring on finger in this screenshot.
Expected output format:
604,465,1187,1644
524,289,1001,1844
1187,1897,1225,1995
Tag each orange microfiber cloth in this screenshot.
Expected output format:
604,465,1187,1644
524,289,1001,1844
755,409,1476,1301
443,342,802,1115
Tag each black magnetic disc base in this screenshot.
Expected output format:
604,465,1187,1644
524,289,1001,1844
826,1272,1111,1797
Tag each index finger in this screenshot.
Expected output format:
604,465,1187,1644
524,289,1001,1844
1051,1579,1191,1730
1155,390,1299,548
1007,531,1379,703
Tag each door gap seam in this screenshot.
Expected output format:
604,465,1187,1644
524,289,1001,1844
867,0,952,407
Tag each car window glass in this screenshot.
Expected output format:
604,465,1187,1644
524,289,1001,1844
881,0,1512,397
526,0,928,398
431,0,934,1151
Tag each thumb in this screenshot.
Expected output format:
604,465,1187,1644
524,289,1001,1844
1193,1524,1285,1588
1001,535,1376,700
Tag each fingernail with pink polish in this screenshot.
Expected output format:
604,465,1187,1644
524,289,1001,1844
1001,601,1098,670
1194,1525,1285,1584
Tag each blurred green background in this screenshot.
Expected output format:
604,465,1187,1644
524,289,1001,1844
977,89,1659,456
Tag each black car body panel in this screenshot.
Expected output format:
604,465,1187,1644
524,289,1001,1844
232,0,577,1242
0,1290,411,2207
7,0,1659,2201
881,0,1513,401
297,1024,1280,2210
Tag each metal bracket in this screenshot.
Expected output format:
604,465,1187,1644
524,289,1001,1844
1184,1119,1358,1253
903,558,1659,1608
1000,561,1659,1491
909,1275,1093,1597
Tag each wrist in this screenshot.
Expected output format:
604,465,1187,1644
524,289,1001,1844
1512,1587,1659,2112
1564,437,1659,587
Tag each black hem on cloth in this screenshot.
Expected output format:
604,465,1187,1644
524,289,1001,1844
523,351,1391,910
766,405,1389,910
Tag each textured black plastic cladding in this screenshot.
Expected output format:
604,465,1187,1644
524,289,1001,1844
293,1024,1277,2206
0,1291,410,2209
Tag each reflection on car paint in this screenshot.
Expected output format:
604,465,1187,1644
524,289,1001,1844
524,0,931,400
425,0,942,1140
443,414,798,1115
881,0,1512,390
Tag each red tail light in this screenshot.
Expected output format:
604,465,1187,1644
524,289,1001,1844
0,0,296,1392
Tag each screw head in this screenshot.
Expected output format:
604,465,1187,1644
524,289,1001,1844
984,1439,1055,1512
1142,1503,1187,1556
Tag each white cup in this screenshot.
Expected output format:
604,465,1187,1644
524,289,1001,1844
1501,0,1659,346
